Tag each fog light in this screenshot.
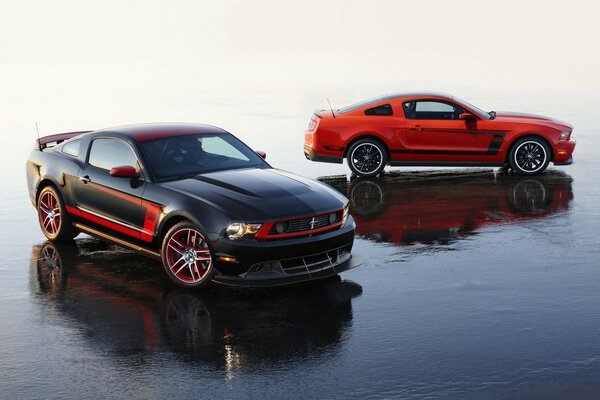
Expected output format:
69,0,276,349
275,221,288,234
329,212,338,224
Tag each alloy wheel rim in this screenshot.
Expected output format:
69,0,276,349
512,180,547,212
351,143,383,174
514,141,546,172
166,228,212,284
39,191,61,236
39,245,63,291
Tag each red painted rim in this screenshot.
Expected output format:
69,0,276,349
39,191,61,237
165,228,212,284
38,244,64,293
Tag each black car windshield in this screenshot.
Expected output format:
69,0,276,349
140,133,267,180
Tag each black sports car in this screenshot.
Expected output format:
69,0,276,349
26,123,359,288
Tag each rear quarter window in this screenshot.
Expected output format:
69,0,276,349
61,139,81,157
364,104,393,116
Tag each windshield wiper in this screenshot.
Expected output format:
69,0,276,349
489,111,497,120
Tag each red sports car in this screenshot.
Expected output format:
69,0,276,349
304,92,576,177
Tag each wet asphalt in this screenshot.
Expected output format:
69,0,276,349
1,128,599,399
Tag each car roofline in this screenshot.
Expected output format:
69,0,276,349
338,92,455,114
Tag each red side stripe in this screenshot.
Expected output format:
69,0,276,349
67,182,162,243
141,201,161,242
67,205,142,239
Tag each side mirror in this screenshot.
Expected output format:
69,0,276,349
110,165,139,178
255,150,267,160
459,112,476,120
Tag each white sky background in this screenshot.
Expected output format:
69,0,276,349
1,0,599,174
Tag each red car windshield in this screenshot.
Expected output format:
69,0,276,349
452,96,491,119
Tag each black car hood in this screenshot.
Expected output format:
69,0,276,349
160,168,347,221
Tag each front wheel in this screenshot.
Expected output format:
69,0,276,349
508,137,550,176
161,222,215,289
347,139,388,177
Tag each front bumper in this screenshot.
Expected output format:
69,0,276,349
554,139,576,164
211,217,358,286
213,249,362,287
554,156,574,166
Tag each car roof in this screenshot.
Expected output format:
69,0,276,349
94,123,228,142
376,91,453,101
338,92,454,113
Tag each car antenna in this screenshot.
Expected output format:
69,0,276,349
35,122,41,150
326,97,336,118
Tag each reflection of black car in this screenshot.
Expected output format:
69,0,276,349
320,170,573,246
26,123,359,289
31,241,362,367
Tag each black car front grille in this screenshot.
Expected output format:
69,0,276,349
268,210,342,236
249,244,352,276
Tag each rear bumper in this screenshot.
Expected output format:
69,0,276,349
304,145,343,164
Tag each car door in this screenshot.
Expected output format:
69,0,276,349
402,100,493,162
73,137,148,241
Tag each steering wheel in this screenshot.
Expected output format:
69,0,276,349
158,139,187,167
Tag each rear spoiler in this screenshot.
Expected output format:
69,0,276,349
36,130,92,150
313,109,325,119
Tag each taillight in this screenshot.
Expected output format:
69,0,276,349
307,118,317,131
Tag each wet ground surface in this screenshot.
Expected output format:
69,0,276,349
1,127,600,399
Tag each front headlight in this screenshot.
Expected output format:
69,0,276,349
226,222,262,239
560,131,570,141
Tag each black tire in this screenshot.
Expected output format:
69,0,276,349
508,137,550,176
161,221,215,289
349,179,386,217
347,139,388,177
37,185,78,241
509,179,549,214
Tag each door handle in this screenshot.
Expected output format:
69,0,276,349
409,125,423,131
79,175,91,184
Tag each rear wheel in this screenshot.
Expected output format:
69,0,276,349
37,186,77,241
347,139,388,177
509,137,550,176
161,222,215,289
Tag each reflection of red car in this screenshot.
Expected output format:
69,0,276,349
304,92,576,177
321,171,573,246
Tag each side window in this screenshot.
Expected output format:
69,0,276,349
61,139,81,157
364,104,393,116
404,101,464,120
88,139,139,170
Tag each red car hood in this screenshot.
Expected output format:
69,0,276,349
494,112,573,131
